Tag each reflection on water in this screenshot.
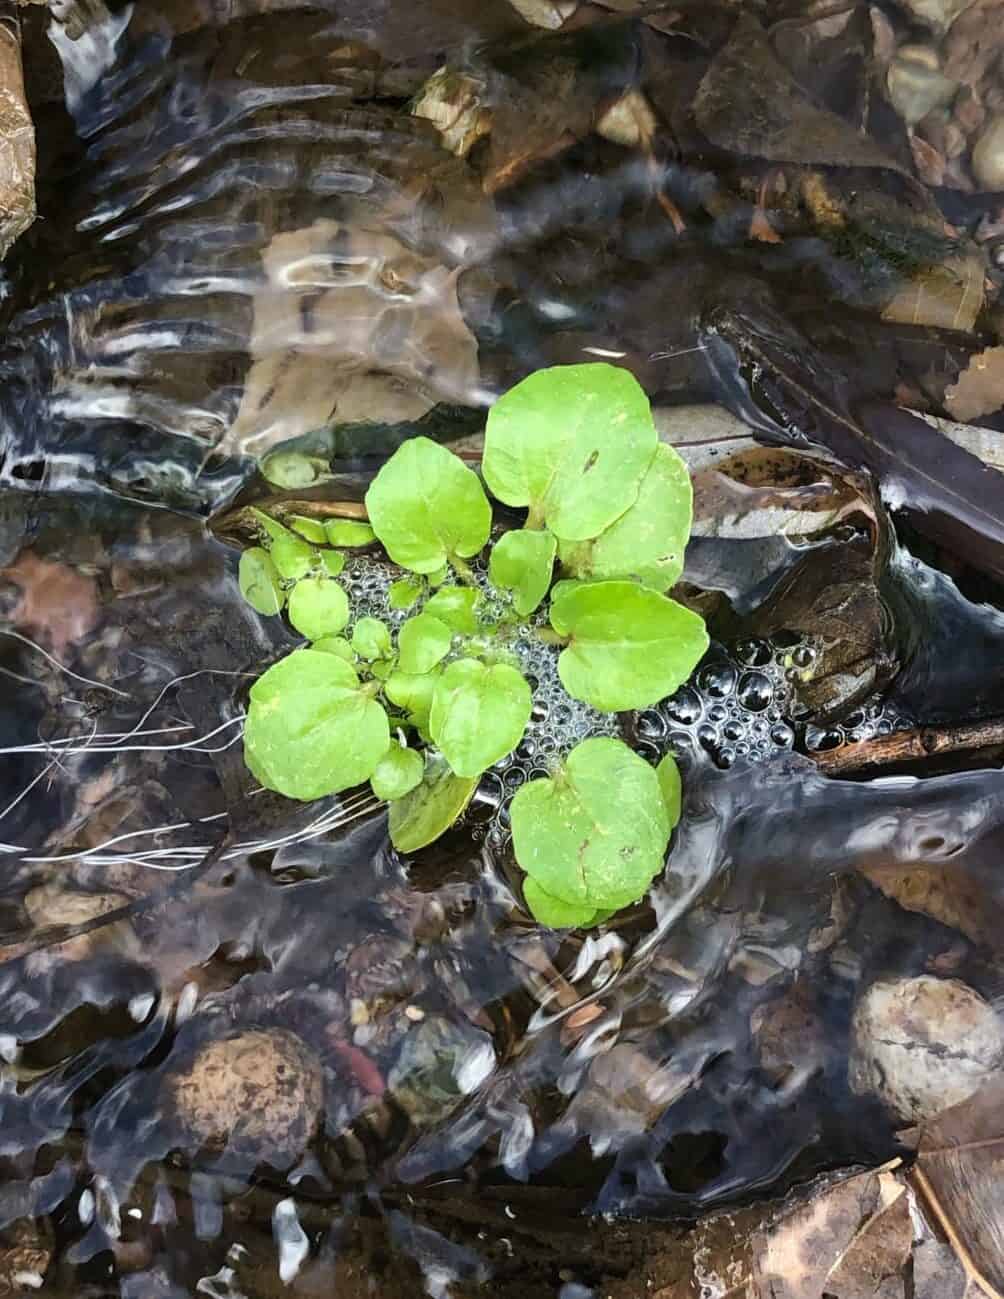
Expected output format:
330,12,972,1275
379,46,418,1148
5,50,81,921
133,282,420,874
1,2,1003,1295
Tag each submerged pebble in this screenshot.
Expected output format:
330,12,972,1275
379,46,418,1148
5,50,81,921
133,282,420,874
971,113,1004,188
849,975,1004,1123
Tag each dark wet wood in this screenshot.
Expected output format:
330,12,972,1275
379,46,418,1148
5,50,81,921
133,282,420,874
812,717,1004,775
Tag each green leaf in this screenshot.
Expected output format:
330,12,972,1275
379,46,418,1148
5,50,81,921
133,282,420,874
324,519,376,548
384,670,440,732
488,528,556,616
656,753,682,831
548,579,585,634
244,649,389,800
288,515,328,544
364,437,491,574
388,752,478,853
428,564,449,587
558,444,692,591
523,879,601,929
287,578,350,641
511,737,669,907
398,611,452,675
239,547,284,616
370,743,424,801
424,586,481,634
551,580,708,711
389,578,424,610
482,363,658,541
261,451,325,489
320,550,346,578
273,535,315,581
352,617,393,661
370,659,395,681
429,658,532,778
313,636,355,661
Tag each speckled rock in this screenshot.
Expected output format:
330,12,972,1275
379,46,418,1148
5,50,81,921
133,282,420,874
971,113,1004,188
167,1029,324,1168
849,975,1004,1123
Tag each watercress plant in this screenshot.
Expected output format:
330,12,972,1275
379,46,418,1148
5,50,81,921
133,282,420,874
238,363,708,928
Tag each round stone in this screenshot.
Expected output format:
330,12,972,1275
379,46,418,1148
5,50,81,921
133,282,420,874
972,113,1004,189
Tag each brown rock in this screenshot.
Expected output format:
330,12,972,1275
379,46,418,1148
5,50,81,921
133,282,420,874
167,1029,324,1168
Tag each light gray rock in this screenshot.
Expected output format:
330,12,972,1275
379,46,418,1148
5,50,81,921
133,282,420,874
971,113,1004,190
849,975,1004,1123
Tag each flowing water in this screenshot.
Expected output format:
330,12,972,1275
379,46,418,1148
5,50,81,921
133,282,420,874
2,2,1004,1295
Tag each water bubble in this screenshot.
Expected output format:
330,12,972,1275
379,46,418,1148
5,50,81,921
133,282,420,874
736,639,772,666
697,724,718,751
723,721,744,742
791,645,815,668
707,704,728,724
665,686,703,726
737,670,773,713
715,747,737,769
698,662,737,698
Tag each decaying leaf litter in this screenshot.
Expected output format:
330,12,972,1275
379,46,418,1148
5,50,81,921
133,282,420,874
5,0,1004,1294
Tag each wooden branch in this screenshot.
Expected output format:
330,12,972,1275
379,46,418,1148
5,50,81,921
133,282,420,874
812,718,1004,776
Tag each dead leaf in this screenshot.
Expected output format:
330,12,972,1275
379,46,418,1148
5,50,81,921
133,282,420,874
881,253,985,332
694,14,910,176
946,346,1004,422
907,1076,1004,1299
224,220,481,456
3,551,99,658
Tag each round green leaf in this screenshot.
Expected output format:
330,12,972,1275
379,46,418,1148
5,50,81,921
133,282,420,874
384,669,440,733
388,752,479,853
551,580,708,711
482,364,658,541
656,752,682,831
558,444,692,591
288,515,328,544
523,879,601,929
428,564,449,587
287,578,350,641
389,578,423,610
424,586,481,634
364,437,491,574
511,737,669,907
239,547,284,616
313,636,355,661
324,519,376,547
370,743,424,801
398,611,452,675
488,528,557,616
272,533,315,581
352,616,393,660
261,451,324,489
320,549,346,578
244,649,389,800
429,658,532,778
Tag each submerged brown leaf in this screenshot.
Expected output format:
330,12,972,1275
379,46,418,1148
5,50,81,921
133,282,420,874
946,346,1004,422
881,253,985,332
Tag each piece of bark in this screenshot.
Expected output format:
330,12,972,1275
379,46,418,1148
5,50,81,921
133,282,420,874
0,9,33,257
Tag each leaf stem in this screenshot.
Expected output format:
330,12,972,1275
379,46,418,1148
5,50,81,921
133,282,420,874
449,554,477,586
535,627,569,647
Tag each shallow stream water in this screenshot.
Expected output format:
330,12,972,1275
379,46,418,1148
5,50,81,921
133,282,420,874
2,2,1004,1296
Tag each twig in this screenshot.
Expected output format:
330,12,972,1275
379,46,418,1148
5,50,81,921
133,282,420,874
811,718,1004,776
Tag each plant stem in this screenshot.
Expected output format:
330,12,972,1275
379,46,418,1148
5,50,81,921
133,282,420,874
535,627,569,647
450,555,477,585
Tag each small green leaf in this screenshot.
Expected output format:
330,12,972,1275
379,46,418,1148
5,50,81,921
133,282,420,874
429,658,532,778
324,519,376,548
548,579,585,634
428,564,449,587
656,752,682,831
244,649,389,800
551,580,708,711
370,659,395,681
287,578,350,640
388,752,478,853
523,879,601,928
424,586,481,634
365,437,491,574
482,363,658,541
385,670,439,735
261,451,325,488
320,550,346,578
511,737,669,908
558,444,691,591
389,578,423,610
488,528,556,616
352,617,393,661
371,743,424,801
288,515,328,544
313,636,355,661
398,612,452,674
239,547,284,616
